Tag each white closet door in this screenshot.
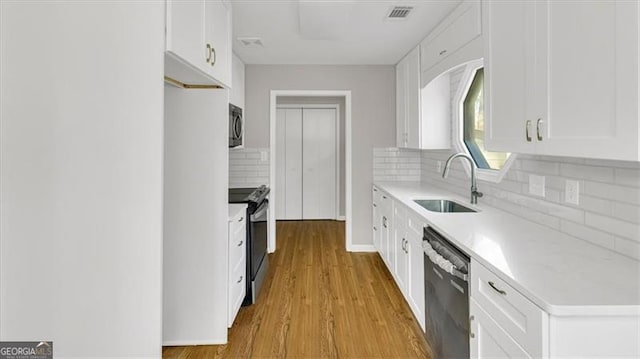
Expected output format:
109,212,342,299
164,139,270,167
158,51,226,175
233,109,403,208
276,108,303,220
302,108,336,220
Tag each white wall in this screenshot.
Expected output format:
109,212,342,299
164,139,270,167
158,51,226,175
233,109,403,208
163,86,229,345
1,1,163,357
245,65,396,246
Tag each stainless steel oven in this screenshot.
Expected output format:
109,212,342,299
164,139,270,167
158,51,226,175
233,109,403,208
229,185,270,305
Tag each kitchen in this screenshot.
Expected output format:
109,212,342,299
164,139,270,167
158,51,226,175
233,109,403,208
1,0,639,358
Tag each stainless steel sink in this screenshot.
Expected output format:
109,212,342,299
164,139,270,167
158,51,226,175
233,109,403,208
414,199,477,213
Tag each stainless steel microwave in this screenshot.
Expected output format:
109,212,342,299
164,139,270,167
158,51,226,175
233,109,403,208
229,104,243,148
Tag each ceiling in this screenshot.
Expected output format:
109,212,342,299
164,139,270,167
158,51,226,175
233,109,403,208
231,0,462,65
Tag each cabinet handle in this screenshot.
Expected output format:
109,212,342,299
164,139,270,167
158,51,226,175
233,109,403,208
382,216,387,228
210,46,216,66
373,188,378,192
373,226,377,231
382,195,387,199
470,332,475,339
439,49,447,56
237,240,243,247
238,216,244,222
373,203,377,207
525,120,532,142
237,275,243,283
488,281,507,295
402,238,406,252
205,43,212,63
536,118,543,141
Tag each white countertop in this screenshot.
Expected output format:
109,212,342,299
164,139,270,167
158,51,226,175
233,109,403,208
375,181,640,317
228,203,247,221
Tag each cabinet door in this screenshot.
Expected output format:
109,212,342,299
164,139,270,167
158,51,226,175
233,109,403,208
204,0,231,88
396,59,407,147
536,1,639,161
406,228,425,331
405,47,421,149
470,299,533,358
483,0,537,154
393,206,408,291
166,0,205,70
379,193,393,269
372,188,381,252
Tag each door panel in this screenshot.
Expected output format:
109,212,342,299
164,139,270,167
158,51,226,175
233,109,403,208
276,109,303,220
302,109,337,219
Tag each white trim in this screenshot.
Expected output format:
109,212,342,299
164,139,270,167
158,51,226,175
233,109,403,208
274,104,341,221
163,339,226,346
269,90,352,253
336,216,346,221
347,244,377,252
452,59,516,183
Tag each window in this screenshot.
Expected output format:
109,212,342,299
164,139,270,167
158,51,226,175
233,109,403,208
452,60,514,182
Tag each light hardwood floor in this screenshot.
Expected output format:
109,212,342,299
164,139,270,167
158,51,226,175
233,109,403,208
163,220,431,358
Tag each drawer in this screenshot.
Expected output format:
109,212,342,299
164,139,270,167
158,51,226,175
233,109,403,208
470,260,548,357
407,210,425,237
229,213,246,234
228,254,246,326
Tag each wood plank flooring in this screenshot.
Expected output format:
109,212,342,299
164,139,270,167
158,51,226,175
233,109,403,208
163,220,432,359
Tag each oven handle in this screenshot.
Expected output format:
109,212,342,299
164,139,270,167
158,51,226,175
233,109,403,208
250,200,269,221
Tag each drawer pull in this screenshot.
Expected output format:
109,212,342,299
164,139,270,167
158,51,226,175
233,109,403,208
488,281,507,295
238,216,244,222
373,203,377,207
439,49,447,56
237,240,243,247
373,188,378,192
237,275,243,283
382,195,387,199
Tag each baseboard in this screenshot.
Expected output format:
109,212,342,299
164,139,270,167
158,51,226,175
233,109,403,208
347,244,377,252
336,216,346,221
163,339,226,346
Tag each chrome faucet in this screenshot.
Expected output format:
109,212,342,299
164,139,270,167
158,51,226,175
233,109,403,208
442,153,483,205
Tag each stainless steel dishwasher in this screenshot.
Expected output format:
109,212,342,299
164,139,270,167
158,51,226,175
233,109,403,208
423,226,470,359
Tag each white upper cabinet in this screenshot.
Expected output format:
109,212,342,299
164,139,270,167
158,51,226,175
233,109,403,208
484,0,640,161
420,0,483,87
165,0,231,88
396,46,421,149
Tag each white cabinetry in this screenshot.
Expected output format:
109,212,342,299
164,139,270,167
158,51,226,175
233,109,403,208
372,189,425,331
396,46,421,149
165,0,231,88
227,205,246,327
230,53,245,108
470,260,548,358
420,0,483,87
483,0,640,161
470,299,532,358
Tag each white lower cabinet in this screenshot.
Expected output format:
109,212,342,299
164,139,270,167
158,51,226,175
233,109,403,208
372,190,426,331
470,299,532,358
470,260,548,358
227,207,246,327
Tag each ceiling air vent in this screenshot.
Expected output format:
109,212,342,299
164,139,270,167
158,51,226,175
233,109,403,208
387,6,413,19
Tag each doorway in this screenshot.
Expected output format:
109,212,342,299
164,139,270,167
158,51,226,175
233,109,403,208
269,90,352,253
276,105,339,220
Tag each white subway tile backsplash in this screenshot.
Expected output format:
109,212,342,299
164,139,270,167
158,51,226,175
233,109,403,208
417,148,640,260
373,148,421,182
584,212,639,241
229,148,270,188
560,220,616,250
560,163,615,183
615,168,640,188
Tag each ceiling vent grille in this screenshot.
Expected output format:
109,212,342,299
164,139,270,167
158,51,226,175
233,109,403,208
387,6,413,19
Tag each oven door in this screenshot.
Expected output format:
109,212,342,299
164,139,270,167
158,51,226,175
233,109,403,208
249,200,268,279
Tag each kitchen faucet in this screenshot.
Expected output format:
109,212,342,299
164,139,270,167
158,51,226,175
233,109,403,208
442,153,483,205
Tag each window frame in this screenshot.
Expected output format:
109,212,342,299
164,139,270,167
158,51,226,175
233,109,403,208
452,59,516,183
